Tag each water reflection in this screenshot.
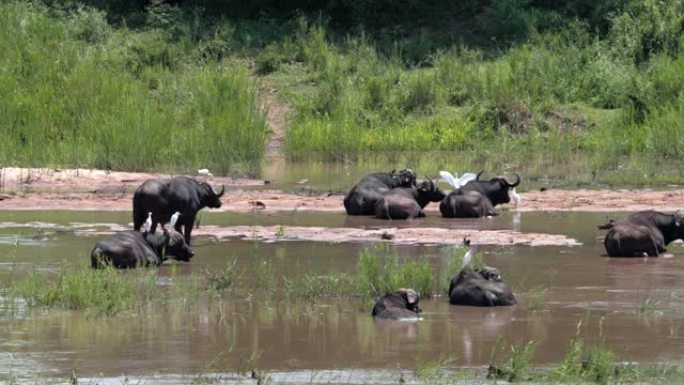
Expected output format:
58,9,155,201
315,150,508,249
2,211,684,378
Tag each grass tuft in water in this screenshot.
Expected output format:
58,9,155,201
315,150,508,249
356,248,433,300
8,266,149,316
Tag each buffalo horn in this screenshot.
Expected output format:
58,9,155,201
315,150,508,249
212,184,225,197
504,172,521,188
427,176,435,190
475,170,485,181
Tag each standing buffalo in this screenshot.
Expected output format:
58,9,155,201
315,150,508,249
374,179,446,219
133,176,225,244
372,288,422,320
91,229,194,269
344,169,417,215
602,211,684,257
449,267,516,306
440,171,520,218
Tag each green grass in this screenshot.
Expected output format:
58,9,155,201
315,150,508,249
7,266,151,316
2,1,684,185
356,247,434,300
0,1,267,176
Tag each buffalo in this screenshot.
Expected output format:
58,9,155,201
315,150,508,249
374,179,446,219
344,169,417,215
440,171,520,218
372,288,422,320
91,229,194,269
133,176,225,244
439,190,497,218
602,211,684,257
449,267,516,306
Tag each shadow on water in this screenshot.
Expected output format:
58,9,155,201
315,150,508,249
0,210,684,380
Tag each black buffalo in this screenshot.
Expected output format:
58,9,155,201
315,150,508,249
449,267,516,306
439,190,497,218
440,171,520,218
133,176,225,244
374,179,446,219
602,211,684,257
91,230,194,269
344,169,417,215
372,288,422,320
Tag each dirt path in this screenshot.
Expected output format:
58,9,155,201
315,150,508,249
261,86,290,160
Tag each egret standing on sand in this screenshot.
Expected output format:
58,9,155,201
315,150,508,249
198,169,213,177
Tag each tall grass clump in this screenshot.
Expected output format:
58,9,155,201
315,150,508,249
8,266,150,316
356,248,434,300
0,1,267,175
488,338,538,383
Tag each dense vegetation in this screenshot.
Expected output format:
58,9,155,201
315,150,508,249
0,1,267,175
2,0,683,179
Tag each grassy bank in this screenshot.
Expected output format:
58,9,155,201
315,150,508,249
0,1,267,176
2,0,684,183
268,17,684,172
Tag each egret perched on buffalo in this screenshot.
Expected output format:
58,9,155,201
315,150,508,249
438,171,477,189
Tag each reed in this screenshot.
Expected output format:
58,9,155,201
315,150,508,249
356,248,434,300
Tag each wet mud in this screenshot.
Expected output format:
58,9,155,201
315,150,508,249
1,168,684,214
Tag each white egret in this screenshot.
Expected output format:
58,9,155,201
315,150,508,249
169,211,181,229
460,238,479,269
198,169,213,177
439,171,477,189
143,212,153,233
510,187,521,209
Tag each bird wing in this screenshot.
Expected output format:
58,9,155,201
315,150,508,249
439,171,458,188
456,172,477,188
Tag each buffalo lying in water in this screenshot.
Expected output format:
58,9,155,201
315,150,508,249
372,288,422,320
449,267,516,306
374,179,445,219
602,211,684,257
91,230,194,269
344,169,417,215
440,171,520,218
133,176,224,244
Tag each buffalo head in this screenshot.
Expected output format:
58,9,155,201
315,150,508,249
371,288,423,320
398,288,422,314
417,178,446,205
392,168,417,187
201,183,225,208
164,229,194,262
468,171,520,206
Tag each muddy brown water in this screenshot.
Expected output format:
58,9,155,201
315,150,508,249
2,210,684,382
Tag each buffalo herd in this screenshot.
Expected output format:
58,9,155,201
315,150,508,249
87,169,683,321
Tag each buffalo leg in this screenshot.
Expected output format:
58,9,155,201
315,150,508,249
149,221,158,235
183,216,195,245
